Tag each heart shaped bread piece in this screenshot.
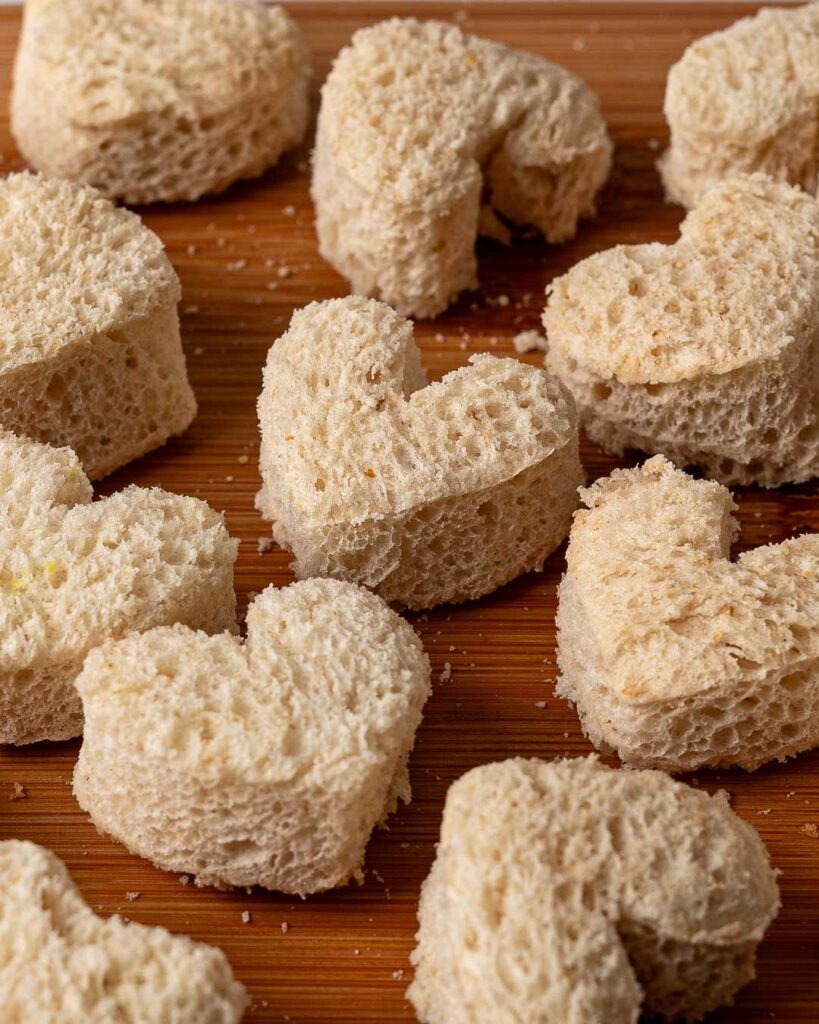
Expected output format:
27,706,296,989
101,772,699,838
12,0,310,204
544,175,819,487
313,18,611,317
0,173,195,480
660,3,819,207
73,578,431,895
0,431,237,745
0,840,248,1023
408,757,779,1024
257,297,583,610
557,455,819,772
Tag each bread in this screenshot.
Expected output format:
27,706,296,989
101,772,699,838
544,174,819,487
557,455,819,773
0,173,195,480
256,296,583,610
0,431,238,746
73,578,430,895
11,0,310,204
408,756,779,1024
0,839,248,1023
660,3,819,208
312,18,611,318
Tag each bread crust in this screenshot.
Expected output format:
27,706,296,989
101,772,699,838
0,839,248,1022
312,18,611,317
544,175,819,487
74,578,431,896
557,455,819,772
257,296,583,609
408,757,779,1024
0,432,238,745
660,3,819,207
11,0,310,204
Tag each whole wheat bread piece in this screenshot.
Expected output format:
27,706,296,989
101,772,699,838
12,0,310,204
0,431,238,746
660,3,819,208
408,757,779,1024
544,174,819,487
74,578,431,895
312,17,611,318
557,455,819,773
0,840,248,1023
0,172,195,480
256,296,583,610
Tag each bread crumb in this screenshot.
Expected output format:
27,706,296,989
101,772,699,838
125,891,141,901
179,874,192,886
277,266,292,279
392,969,405,981
439,662,452,683
281,921,289,934
183,304,199,314
571,37,586,51
9,782,26,801
282,205,296,216
756,808,771,815
496,294,510,307
241,910,252,924
186,244,197,256
266,281,279,291
647,138,661,151
227,259,248,271
257,537,275,554
224,475,234,483
193,346,204,356
801,823,818,838
534,700,546,709
434,332,445,342
237,455,249,464
512,330,548,354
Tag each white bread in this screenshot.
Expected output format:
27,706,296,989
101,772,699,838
557,455,819,773
408,757,779,1024
0,431,238,746
73,578,430,896
312,18,611,318
0,839,248,1023
256,296,583,610
0,173,195,480
12,0,310,204
544,175,819,487
660,3,819,208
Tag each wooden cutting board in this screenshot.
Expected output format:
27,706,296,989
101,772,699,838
1,3,817,1021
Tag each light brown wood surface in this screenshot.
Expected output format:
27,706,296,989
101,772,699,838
1,3,818,1021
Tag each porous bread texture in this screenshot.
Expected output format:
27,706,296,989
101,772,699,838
0,431,238,746
256,296,583,610
313,17,611,317
660,3,819,208
544,175,819,487
12,0,310,204
0,840,247,1023
557,455,819,773
408,757,779,1024
73,578,431,895
0,173,195,480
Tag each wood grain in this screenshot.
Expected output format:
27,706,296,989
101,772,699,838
1,3,818,1021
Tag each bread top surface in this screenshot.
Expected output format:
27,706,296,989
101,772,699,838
17,0,308,127
259,296,578,527
76,577,431,786
0,431,237,675
0,839,247,1020
563,455,819,702
318,17,608,210
0,173,180,372
665,3,819,145
544,175,819,384
435,758,778,952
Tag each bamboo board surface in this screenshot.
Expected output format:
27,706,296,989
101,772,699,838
1,3,818,1021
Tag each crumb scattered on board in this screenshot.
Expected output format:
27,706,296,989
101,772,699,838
9,782,26,800
512,330,548,354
